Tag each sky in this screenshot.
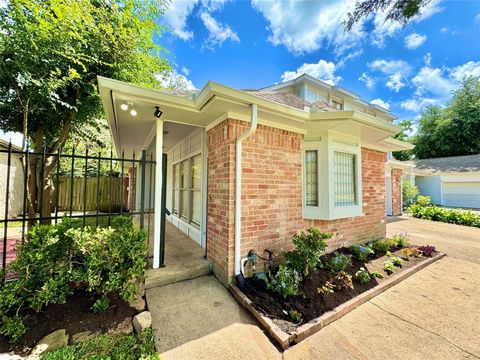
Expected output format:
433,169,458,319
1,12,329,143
1,0,479,146
157,0,480,123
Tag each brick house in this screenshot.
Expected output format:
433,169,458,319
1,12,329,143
98,73,413,284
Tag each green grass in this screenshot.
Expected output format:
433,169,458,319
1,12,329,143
0,220,24,229
40,329,159,360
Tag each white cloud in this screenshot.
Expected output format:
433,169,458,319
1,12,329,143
400,98,437,112
281,60,341,85
200,12,239,49
475,13,480,24
404,33,427,49
163,0,199,40
181,66,190,76
372,0,442,47
368,59,412,92
158,70,197,92
359,72,375,89
412,66,453,97
370,98,390,110
251,0,365,55
450,61,480,82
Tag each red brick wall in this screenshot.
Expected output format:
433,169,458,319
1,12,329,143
207,119,387,283
391,168,403,215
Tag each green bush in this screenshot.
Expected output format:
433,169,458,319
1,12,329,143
402,179,419,208
409,204,480,228
284,228,331,276
327,252,352,273
0,216,148,343
416,195,431,207
267,265,302,298
354,267,371,284
372,239,393,253
350,243,374,261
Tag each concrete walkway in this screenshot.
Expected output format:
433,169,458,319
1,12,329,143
149,216,480,359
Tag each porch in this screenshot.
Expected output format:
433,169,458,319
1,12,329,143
145,220,211,289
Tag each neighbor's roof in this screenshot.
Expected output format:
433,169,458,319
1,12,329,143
413,154,480,174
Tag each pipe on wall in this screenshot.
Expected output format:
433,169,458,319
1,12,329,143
234,104,258,276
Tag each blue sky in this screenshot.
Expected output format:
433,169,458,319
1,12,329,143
1,0,479,145
158,0,480,123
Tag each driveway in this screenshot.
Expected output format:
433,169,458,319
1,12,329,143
156,216,480,359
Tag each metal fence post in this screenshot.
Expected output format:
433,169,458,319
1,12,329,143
139,149,146,230
2,142,12,279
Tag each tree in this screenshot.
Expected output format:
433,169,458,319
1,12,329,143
0,0,170,222
344,0,432,31
392,119,413,161
412,76,480,159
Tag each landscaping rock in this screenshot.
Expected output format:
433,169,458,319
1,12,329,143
129,296,146,312
137,282,146,297
71,330,99,345
132,311,152,333
29,329,68,358
0,354,25,360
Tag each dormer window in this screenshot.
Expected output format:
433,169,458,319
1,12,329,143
332,100,344,110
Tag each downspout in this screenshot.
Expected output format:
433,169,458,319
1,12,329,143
235,104,258,283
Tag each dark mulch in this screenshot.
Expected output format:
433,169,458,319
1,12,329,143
243,246,436,333
0,291,138,356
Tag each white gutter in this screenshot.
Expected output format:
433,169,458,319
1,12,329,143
234,104,258,276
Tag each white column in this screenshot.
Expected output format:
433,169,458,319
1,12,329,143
153,120,164,269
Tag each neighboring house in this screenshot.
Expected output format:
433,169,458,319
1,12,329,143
98,73,413,284
0,139,24,219
411,155,480,210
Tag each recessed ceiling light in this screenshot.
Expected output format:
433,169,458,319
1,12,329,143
130,108,138,116
120,103,129,111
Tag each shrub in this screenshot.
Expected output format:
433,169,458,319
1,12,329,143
409,204,480,228
372,239,392,253
419,245,436,257
288,309,303,324
267,265,302,298
354,267,371,284
0,216,148,343
327,252,352,273
402,179,419,208
350,243,374,262
383,261,395,274
333,271,354,290
284,228,331,276
416,195,431,207
391,256,403,267
392,233,409,248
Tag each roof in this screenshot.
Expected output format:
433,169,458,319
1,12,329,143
413,154,480,174
243,90,338,112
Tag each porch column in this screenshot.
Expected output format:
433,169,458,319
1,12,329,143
153,119,164,269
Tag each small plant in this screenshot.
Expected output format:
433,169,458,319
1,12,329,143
409,247,423,257
372,239,392,253
333,271,354,290
284,228,331,276
416,195,431,207
392,232,409,248
288,309,303,323
317,281,336,295
327,252,352,273
91,296,110,313
371,271,383,279
391,256,403,267
350,243,374,262
267,265,302,298
419,245,436,257
400,247,412,258
354,267,371,284
383,261,395,274
385,250,392,257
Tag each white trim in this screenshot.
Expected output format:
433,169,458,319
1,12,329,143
153,120,163,269
201,129,208,248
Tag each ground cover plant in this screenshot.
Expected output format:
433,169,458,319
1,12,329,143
0,216,148,344
243,230,439,333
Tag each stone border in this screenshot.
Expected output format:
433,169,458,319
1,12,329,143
229,252,446,349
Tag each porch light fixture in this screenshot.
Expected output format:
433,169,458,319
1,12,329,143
130,108,138,117
154,106,163,118
120,103,129,111
120,101,137,116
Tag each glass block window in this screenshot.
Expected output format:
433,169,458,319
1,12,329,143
305,150,318,206
334,151,356,206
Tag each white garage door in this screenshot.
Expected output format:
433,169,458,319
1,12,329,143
442,182,480,209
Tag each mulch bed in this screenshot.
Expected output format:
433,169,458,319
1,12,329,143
243,245,437,334
0,291,138,356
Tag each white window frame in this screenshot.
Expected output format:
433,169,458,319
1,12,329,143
303,132,363,220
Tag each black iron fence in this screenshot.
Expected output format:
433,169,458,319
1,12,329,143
0,142,156,280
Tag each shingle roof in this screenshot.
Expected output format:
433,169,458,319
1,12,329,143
243,90,339,112
413,154,480,173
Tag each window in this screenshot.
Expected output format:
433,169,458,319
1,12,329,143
190,155,201,227
334,151,356,206
172,164,180,215
332,100,343,110
180,160,188,220
305,150,318,206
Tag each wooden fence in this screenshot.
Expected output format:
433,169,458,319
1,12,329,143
55,176,127,212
